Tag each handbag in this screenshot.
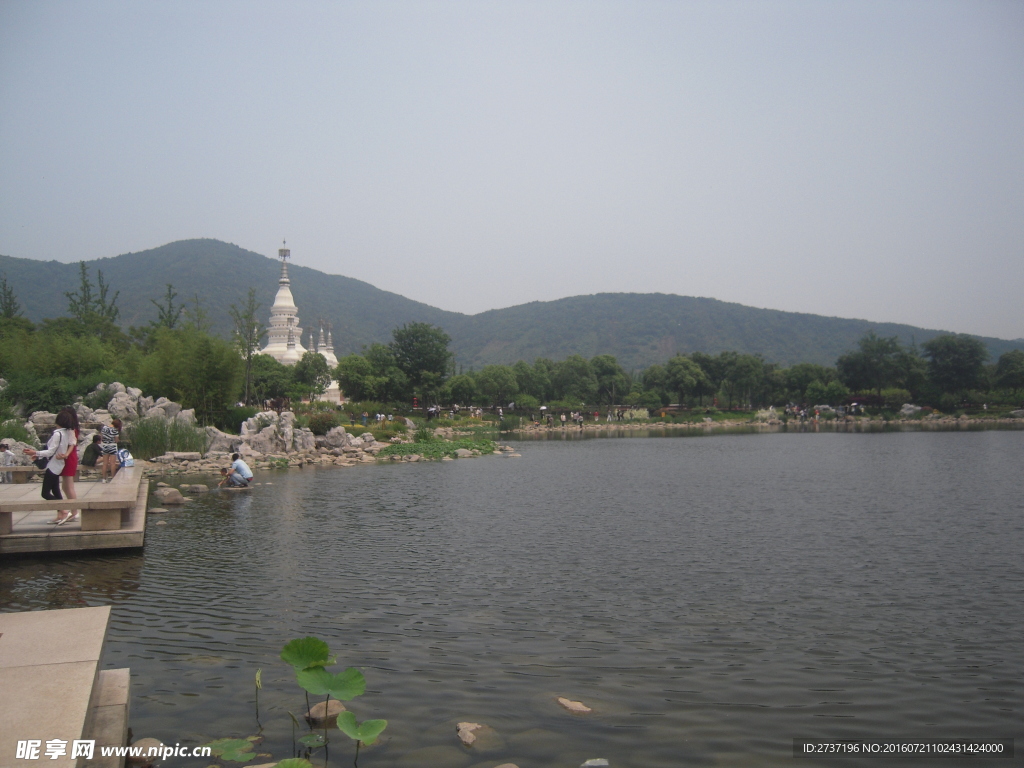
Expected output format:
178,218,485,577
34,429,65,470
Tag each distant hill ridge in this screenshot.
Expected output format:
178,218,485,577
1,238,1021,369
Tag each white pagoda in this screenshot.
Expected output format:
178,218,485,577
260,245,343,403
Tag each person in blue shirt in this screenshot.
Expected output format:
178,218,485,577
226,453,253,487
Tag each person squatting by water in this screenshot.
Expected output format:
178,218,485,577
220,453,254,487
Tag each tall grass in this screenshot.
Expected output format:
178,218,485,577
125,417,210,460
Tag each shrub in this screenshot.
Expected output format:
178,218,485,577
214,406,259,434
881,388,912,410
0,419,33,444
308,411,341,435
83,387,112,411
124,416,210,460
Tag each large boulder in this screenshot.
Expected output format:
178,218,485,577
175,408,196,425
107,382,127,395
126,386,143,399
29,411,57,426
205,426,238,453
107,392,138,421
322,426,352,449
294,428,317,452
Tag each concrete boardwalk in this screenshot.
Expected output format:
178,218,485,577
0,606,129,768
0,469,148,554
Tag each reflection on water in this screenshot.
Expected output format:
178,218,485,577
1,551,144,609
2,430,1023,767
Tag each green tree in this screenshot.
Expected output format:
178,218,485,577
922,334,988,395
335,354,374,402
0,273,22,318
66,262,119,325
513,359,551,401
836,332,903,395
475,365,519,406
365,343,411,402
551,355,597,403
294,351,332,402
152,284,183,330
785,363,836,401
389,323,453,399
250,354,294,404
996,349,1024,395
591,354,631,405
665,355,709,404
229,288,267,406
137,327,242,424
446,373,478,404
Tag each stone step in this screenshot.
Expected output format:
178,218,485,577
81,668,131,768
0,607,112,768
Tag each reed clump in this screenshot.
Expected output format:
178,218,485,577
124,416,210,460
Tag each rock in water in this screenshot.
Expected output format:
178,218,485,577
153,487,186,505
457,722,483,746
306,698,346,726
557,696,592,713
126,738,163,766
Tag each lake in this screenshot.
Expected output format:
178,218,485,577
2,429,1022,767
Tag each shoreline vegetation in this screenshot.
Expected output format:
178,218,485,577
130,411,1020,480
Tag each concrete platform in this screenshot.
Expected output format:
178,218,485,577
0,606,129,768
0,479,148,555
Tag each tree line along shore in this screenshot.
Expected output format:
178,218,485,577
2,266,1023,460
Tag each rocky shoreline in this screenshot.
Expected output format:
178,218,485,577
510,411,1024,434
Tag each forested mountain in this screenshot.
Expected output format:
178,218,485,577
1,238,1021,369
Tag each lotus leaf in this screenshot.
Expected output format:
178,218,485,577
335,711,388,746
275,761,314,768
201,738,255,763
297,733,326,747
280,637,332,670
295,666,366,700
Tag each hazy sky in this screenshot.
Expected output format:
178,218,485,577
1,1,1022,339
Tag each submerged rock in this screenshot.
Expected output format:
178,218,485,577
557,696,592,713
456,722,483,746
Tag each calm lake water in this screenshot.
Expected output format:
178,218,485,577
2,429,1023,767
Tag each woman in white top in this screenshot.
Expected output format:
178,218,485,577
24,409,76,523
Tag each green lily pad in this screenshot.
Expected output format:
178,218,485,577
201,738,255,763
280,637,332,670
295,666,366,700
335,711,388,746
297,733,326,747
